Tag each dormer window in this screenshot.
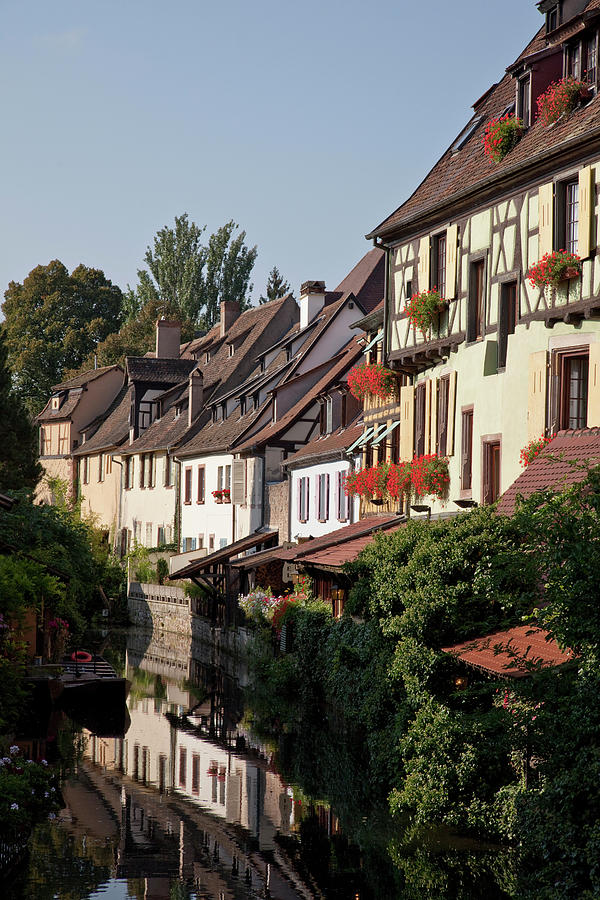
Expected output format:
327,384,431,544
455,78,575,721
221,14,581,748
205,351,210,364
565,31,598,88
51,393,64,411
240,397,246,415
221,402,227,420
546,4,559,33
228,343,234,357
212,407,218,423
517,73,531,127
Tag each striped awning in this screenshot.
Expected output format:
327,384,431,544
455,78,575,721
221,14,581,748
372,420,400,445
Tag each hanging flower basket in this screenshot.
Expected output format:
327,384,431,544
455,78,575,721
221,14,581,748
536,77,589,126
527,251,582,288
520,434,552,467
404,289,446,338
483,114,523,163
347,364,396,401
345,462,390,500
345,456,449,502
387,461,412,500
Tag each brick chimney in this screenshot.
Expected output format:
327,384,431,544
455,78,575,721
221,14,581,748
299,280,326,328
155,319,181,358
188,367,204,426
220,300,241,338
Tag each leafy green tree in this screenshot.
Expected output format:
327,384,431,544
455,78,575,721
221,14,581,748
198,219,257,326
0,329,41,493
2,261,123,414
260,266,291,304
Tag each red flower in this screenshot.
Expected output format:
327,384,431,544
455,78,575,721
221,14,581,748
348,364,396,401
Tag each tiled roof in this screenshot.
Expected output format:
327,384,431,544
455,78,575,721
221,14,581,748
283,419,363,467
73,386,131,455
121,384,194,455
176,404,264,457
497,428,600,515
236,337,363,452
51,365,123,392
368,7,600,238
170,530,279,580
276,514,402,562
36,393,81,423
442,625,575,678
126,357,197,384
300,522,406,568
332,248,384,313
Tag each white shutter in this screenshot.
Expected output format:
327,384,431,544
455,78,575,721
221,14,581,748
418,236,430,292
446,371,457,457
587,343,600,427
578,165,593,259
445,224,458,299
538,182,554,259
527,351,548,440
232,459,246,505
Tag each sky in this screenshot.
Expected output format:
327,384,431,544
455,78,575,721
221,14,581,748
0,1,542,310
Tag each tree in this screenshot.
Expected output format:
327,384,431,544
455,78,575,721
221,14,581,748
128,215,258,330
132,213,207,323
0,330,41,493
260,266,291,304
2,261,123,414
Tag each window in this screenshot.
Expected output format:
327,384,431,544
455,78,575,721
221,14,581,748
179,747,186,788
498,281,518,369
58,424,68,455
557,349,589,430
518,74,531,127
225,465,231,491
184,467,192,504
183,537,197,552
209,534,215,550
197,466,205,503
546,5,558,33
337,472,349,522
106,454,112,475
317,474,330,522
562,180,579,255
192,754,200,794
391,421,401,463
467,259,485,342
217,466,223,491
157,526,166,546
164,454,173,487
145,523,153,546
461,409,474,492
437,375,451,456
482,440,501,505
298,476,310,523
414,383,426,457
432,233,447,297
585,32,598,86
567,41,581,80
341,392,347,428
82,456,89,485
140,454,146,489
125,457,134,490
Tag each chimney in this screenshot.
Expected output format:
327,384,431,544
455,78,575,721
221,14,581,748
299,280,326,328
188,367,204,427
155,319,181,358
220,300,241,338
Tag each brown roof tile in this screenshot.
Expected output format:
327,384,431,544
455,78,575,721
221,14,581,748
300,522,406,568
51,365,123,391
442,625,574,678
176,404,264,457
126,357,197,384
276,514,402,562
368,8,600,239
497,428,600,514
332,248,385,312
283,420,363,467
73,386,131,455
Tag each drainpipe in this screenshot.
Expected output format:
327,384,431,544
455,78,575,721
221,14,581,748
374,238,391,367
170,449,182,552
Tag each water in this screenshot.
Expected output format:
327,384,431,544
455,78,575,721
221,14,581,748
6,626,516,899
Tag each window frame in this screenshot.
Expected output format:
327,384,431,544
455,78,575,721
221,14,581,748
553,347,590,431
196,466,205,504
184,467,192,505
460,406,474,497
337,471,349,522
437,374,451,456
431,231,447,298
498,278,519,370
467,256,486,343
482,436,502,505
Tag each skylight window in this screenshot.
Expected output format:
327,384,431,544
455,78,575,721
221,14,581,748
450,115,484,154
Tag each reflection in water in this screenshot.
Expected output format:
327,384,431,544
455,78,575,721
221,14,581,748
9,625,516,898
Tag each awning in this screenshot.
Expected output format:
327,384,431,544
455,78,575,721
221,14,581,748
371,420,400,445
363,330,383,352
346,426,376,454
169,530,278,579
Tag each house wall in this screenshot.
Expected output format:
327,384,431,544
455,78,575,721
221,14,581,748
120,450,176,547
179,451,235,551
69,369,124,441
388,158,600,511
78,452,121,537
294,301,362,376
234,455,264,540
289,458,359,539
264,480,289,541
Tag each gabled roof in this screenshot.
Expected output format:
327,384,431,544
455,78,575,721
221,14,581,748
121,383,193,455
332,248,384,312
51,365,123,392
368,6,600,239
442,625,574,678
497,428,600,515
36,392,82,423
235,336,363,453
126,357,197,384
73,386,131,455
176,404,264,458
283,419,363,468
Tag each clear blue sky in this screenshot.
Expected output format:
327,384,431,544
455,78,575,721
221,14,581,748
1,1,542,309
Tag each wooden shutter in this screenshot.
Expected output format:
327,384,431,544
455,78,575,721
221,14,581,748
538,182,554,259
527,350,548,440
418,236,430,291
587,343,600,427
326,474,330,520
399,385,415,461
232,459,245,504
578,165,593,259
430,379,438,455
446,371,457,456
424,380,432,454
461,410,473,490
445,224,458,299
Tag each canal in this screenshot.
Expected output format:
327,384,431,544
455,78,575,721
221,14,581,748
6,625,516,899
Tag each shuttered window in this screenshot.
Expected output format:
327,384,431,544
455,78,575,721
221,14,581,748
317,474,330,522
415,384,427,457
197,466,205,504
482,441,501,505
337,471,349,521
468,260,485,342
461,409,474,491
437,375,450,456
232,459,246,504
498,281,518,369
184,467,192,504
298,476,310,523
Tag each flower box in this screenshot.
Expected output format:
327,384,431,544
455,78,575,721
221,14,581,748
212,490,223,503
527,251,582,288
345,456,449,502
536,77,589,126
222,489,231,503
483,114,523,163
348,364,396,401
404,290,447,338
